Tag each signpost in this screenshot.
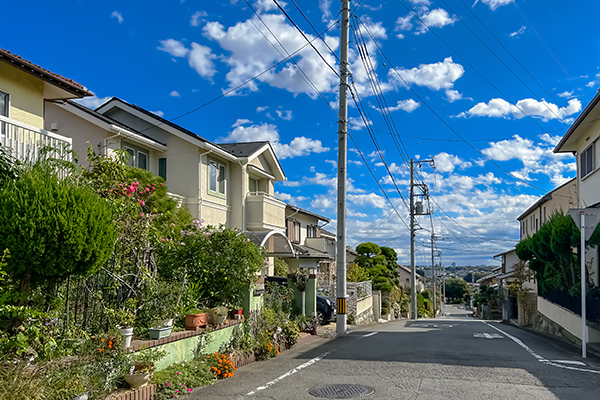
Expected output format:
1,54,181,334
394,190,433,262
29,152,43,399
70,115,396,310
568,208,600,358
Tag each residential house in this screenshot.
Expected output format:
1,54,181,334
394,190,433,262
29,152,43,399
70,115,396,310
517,177,578,239
0,48,91,162
554,91,600,286
397,264,424,292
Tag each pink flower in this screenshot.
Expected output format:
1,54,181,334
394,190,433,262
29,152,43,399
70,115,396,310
126,194,132,198
247,238,251,242
119,183,123,187
180,242,185,246
145,188,150,192
165,383,169,386
160,183,164,186
187,389,192,392
175,389,179,393
176,371,179,375
140,212,145,217
139,200,145,206
161,238,166,242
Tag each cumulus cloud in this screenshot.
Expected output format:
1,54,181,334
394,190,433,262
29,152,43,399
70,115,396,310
311,196,334,210
416,8,458,34
276,110,293,120
191,11,208,27
481,135,545,167
256,106,269,112
434,152,472,173
169,91,180,97
220,122,329,159
319,0,333,21
445,89,469,102
373,99,420,113
473,0,514,11
395,14,413,31
202,13,339,97
111,11,123,24
232,119,252,128
188,43,218,78
158,39,189,58
558,90,573,98
457,98,581,121
390,57,464,91
348,193,387,208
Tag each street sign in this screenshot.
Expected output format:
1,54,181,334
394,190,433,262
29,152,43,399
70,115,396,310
568,208,600,241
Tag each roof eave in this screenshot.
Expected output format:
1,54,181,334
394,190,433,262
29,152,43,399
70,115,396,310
554,90,600,154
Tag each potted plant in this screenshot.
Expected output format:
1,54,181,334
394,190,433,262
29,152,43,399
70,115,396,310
185,307,208,331
107,300,137,348
215,306,229,325
123,347,166,389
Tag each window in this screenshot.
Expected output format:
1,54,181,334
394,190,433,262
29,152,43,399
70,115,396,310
123,144,149,171
209,160,226,195
286,219,301,243
0,90,8,137
543,206,547,222
249,177,258,193
581,142,596,178
307,224,320,238
158,158,167,181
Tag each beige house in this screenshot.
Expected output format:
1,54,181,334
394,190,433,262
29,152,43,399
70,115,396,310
0,48,91,162
517,177,578,239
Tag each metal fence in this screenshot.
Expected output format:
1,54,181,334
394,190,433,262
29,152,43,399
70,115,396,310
540,288,600,324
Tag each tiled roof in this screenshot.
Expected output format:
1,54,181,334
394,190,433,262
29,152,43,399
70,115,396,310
217,142,270,157
291,243,333,259
0,48,92,97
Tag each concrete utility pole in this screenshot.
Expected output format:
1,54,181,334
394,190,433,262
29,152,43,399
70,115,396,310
409,158,434,319
431,233,435,316
336,0,350,336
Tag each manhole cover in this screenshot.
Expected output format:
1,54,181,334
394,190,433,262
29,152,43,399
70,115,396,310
309,384,374,398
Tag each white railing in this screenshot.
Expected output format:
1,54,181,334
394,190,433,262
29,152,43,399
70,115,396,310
0,115,72,163
355,280,372,301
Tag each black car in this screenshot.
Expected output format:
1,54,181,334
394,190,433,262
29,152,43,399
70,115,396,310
265,276,336,325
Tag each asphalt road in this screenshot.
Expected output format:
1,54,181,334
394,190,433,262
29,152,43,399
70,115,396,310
190,305,600,399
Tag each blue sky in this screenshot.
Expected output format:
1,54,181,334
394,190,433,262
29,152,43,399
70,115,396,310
4,0,599,266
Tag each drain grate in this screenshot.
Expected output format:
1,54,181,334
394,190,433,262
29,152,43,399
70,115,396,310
309,384,374,399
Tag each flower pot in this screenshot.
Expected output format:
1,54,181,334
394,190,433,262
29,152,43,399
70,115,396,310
148,326,172,340
119,327,134,348
124,372,151,389
185,313,207,330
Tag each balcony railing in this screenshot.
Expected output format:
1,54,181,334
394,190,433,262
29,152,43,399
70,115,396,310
0,115,72,163
246,191,286,231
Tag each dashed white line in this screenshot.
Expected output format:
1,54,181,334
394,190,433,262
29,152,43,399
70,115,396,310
246,351,331,396
362,332,379,338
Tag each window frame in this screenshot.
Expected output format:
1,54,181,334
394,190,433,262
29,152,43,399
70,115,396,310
158,157,167,181
581,141,596,179
248,177,258,194
122,142,150,171
0,90,8,117
209,159,227,196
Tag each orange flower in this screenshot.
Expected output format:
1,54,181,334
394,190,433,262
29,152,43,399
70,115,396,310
101,338,105,342
98,349,103,352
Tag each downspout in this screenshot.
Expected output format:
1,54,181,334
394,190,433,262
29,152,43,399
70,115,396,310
238,159,248,231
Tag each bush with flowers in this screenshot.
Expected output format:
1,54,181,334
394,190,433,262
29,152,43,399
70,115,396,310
152,360,215,399
206,351,236,379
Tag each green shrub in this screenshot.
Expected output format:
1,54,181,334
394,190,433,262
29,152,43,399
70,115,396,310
152,360,214,399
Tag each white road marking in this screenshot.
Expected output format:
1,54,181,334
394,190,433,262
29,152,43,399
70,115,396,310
550,360,587,366
246,351,331,396
362,332,378,338
482,322,600,374
473,332,503,339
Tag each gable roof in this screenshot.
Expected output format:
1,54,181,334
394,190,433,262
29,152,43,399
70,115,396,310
0,48,92,98
286,204,331,223
554,90,600,153
218,142,270,157
516,177,576,221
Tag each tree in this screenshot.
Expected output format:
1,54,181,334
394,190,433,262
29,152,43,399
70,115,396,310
355,242,396,292
0,161,116,300
444,278,471,303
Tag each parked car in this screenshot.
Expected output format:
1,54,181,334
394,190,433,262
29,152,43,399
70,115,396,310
265,276,336,325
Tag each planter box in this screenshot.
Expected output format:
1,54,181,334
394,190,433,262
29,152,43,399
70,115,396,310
148,326,172,340
185,313,207,330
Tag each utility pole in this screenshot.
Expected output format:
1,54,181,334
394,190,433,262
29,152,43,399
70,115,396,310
409,158,434,319
431,233,435,316
336,0,350,336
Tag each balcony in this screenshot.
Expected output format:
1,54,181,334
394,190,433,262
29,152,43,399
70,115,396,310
0,115,72,163
245,192,286,231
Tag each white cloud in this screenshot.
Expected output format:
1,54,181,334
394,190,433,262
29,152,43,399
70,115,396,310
311,196,334,210
325,160,337,168
587,73,600,88
170,91,180,98
202,13,339,97
274,137,330,159
395,14,413,31
481,135,545,167
348,116,372,131
434,152,472,173
276,110,293,120
254,0,282,12
275,191,292,201
191,11,207,27
390,57,464,91
281,180,300,187
151,110,164,117
410,0,431,5
220,123,329,159
232,119,252,128
509,25,526,38
416,8,458,34
558,90,573,98
348,193,387,209
445,89,469,102
474,0,514,11
256,106,269,112
459,98,582,121
111,11,123,24
188,43,217,78
158,39,189,58
373,99,420,113
74,95,111,110
319,0,332,21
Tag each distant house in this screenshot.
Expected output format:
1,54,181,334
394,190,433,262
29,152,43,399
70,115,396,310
516,177,578,239
397,264,424,293
0,48,91,162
